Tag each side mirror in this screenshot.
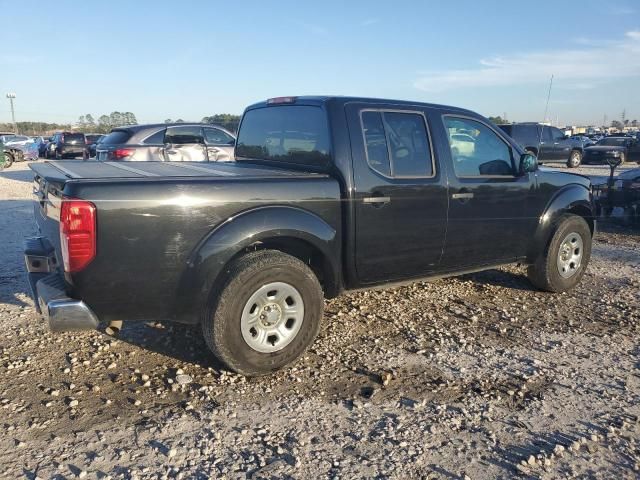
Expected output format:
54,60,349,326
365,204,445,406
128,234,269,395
520,153,538,174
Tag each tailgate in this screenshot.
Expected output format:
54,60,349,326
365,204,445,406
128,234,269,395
30,163,68,260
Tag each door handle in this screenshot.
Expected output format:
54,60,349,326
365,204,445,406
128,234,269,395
451,192,474,200
363,196,391,206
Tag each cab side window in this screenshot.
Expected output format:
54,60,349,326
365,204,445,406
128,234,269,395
361,110,433,178
444,117,514,177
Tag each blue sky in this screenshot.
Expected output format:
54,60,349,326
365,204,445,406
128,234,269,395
1,0,639,126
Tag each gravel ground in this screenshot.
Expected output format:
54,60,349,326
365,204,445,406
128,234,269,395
0,161,639,480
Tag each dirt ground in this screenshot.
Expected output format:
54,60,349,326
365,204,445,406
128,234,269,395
0,161,638,480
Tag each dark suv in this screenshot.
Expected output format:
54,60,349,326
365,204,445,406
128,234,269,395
499,123,584,168
45,132,88,159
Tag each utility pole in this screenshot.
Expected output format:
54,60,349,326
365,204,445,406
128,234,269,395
6,93,16,133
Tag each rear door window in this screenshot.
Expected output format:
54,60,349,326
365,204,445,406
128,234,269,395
102,130,132,145
143,129,166,144
165,126,204,145
361,110,433,178
236,105,331,167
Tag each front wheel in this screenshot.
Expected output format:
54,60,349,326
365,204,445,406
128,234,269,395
528,215,592,293
1,151,13,169
202,250,324,376
567,150,582,168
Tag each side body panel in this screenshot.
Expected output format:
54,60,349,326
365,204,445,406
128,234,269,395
62,176,341,323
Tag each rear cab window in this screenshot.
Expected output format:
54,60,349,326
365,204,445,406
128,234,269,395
236,105,331,167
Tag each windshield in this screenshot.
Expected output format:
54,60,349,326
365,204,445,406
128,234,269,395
236,105,331,167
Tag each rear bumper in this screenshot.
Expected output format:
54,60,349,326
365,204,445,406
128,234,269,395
24,236,99,332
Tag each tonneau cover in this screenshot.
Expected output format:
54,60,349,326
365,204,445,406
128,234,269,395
29,160,324,182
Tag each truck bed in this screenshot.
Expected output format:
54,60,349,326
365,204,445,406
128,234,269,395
29,160,341,325
30,160,325,183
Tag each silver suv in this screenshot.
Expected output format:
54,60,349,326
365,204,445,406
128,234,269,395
95,123,236,162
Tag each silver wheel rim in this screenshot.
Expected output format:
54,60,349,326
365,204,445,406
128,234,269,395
240,282,304,353
556,232,584,278
570,152,580,166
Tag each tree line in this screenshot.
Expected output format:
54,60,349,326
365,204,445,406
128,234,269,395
2,112,242,136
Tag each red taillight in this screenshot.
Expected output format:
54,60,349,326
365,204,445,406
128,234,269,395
60,199,96,273
113,148,134,160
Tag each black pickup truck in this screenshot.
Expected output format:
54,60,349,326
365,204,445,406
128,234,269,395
26,96,595,375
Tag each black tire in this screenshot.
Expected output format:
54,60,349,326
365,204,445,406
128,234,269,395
55,150,61,160
1,151,13,169
567,150,582,168
527,215,592,293
202,250,324,376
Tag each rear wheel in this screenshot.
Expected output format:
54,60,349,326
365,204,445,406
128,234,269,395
618,153,626,165
202,250,324,376
567,150,582,168
528,215,591,292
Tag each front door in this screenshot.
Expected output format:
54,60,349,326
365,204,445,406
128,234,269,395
439,115,538,268
538,126,557,160
346,104,448,284
164,125,207,161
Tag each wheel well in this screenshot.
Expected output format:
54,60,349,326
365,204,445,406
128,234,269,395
237,237,339,298
567,205,594,234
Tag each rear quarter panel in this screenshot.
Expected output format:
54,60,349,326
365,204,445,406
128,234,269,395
63,177,341,323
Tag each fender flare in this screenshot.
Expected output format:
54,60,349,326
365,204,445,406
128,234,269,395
174,205,340,320
528,184,594,261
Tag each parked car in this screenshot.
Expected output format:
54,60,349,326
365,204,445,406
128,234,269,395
498,123,584,167
583,136,640,165
26,96,594,376
593,167,640,223
88,135,106,158
38,137,50,157
570,135,596,147
45,132,87,159
84,134,104,157
0,134,38,165
3,134,32,147
95,123,236,162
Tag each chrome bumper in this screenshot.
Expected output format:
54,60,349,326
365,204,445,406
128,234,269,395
24,237,99,332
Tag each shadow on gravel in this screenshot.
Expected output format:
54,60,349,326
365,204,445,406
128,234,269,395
595,217,640,237
460,268,534,292
0,200,35,307
112,320,225,370
0,167,34,183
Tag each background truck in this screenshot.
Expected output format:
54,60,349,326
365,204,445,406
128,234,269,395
26,96,595,375
498,122,585,168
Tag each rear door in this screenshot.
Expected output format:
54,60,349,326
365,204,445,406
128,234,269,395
203,127,235,161
164,126,207,161
346,103,448,283
438,114,537,267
